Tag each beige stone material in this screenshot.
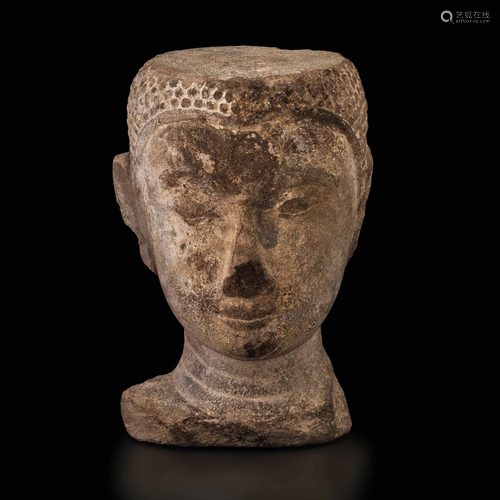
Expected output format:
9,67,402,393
114,46,372,447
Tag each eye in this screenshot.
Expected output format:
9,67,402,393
174,201,218,224
278,197,315,219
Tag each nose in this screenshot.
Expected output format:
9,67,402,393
222,260,275,299
222,210,275,299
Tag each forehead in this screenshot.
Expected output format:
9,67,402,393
142,114,353,195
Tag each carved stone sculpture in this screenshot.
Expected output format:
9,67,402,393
113,46,372,447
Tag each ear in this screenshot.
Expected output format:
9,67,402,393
348,148,373,259
113,152,157,274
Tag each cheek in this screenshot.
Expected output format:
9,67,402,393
275,216,350,274
271,200,357,300
183,247,221,296
154,217,224,297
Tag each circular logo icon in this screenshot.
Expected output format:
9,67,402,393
441,11,454,23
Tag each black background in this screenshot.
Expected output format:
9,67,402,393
29,5,494,499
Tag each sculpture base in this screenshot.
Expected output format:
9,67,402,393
121,371,351,447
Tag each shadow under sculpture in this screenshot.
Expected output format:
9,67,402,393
113,46,373,447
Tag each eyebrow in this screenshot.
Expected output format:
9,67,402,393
282,166,339,189
157,158,341,195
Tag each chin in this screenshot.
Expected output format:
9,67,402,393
201,316,317,361
225,336,283,360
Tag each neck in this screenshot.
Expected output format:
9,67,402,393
173,329,334,412
122,327,352,446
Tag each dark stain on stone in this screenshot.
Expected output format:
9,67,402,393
169,416,271,447
243,338,276,359
256,210,279,249
158,125,281,199
222,260,275,299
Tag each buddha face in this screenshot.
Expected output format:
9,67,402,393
129,113,360,360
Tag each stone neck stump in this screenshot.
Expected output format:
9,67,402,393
113,46,372,447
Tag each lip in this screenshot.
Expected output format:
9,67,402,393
221,304,276,321
217,300,277,330
221,315,274,330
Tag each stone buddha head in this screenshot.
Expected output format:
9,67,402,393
114,46,372,447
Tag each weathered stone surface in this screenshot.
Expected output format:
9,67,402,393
114,46,372,447
121,331,352,447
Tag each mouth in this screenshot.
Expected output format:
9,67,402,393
221,315,274,330
218,302,277,330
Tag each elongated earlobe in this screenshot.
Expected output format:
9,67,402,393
113,152,157,274
348,149,373,259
